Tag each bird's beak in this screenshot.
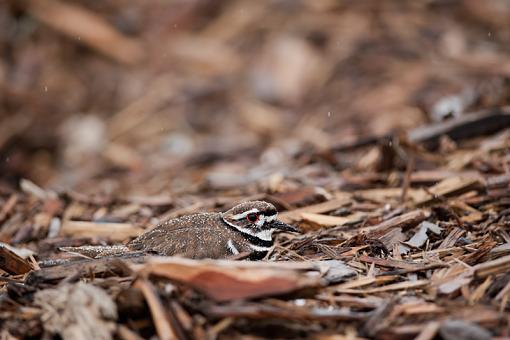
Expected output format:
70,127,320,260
270,220,300,233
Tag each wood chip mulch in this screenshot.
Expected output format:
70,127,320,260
1,111,510,339
2,1,510,339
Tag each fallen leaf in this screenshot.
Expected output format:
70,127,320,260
133,257,321,302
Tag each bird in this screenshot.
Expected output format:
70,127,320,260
127,200,298,259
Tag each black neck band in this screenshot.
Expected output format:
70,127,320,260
249,250,268,260
223,221,273,248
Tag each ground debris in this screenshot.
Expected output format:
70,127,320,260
439,320,492,340
1,1,510,338
0,245,33,274
133,257,322,302
34,282,117,340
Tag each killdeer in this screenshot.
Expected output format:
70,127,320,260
127,201,297,259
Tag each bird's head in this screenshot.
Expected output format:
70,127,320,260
221,201,298,241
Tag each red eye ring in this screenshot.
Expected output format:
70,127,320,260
246,213,259,222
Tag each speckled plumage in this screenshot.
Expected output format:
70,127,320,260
127,201,296,259
128,213,250,258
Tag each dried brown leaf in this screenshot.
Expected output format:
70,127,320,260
133,257,321,302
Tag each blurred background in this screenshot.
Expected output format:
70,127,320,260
1,0,510,198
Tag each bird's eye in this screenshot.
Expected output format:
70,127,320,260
246,213,259,222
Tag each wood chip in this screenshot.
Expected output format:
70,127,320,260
0,194,17,223
134,279,181,340
439,320,491,340
206,302,370,322
278,196,351,223
365,210,428,238
0,245,33,275
34,282,117,340
300,211,365,227
27,0,145,65
336,280,429,295
438,228,465,249
358,255,440,271
473,254,510,278
414,321,440,340
60,220,144,241
412,176,484,206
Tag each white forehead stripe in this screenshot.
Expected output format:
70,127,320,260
232,208,260,220
227,239,240,255
265,214,276,222
233,210,278,223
